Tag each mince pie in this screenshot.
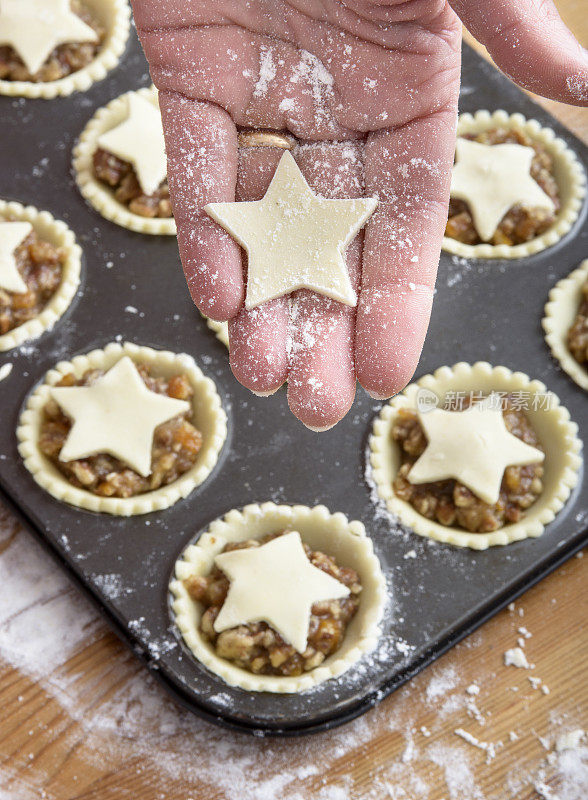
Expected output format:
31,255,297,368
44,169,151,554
172,503,386,692
369,362,582,549
17,342,227,515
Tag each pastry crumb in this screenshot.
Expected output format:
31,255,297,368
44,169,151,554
504,647,533,669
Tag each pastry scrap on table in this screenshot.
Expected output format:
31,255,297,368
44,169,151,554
205,150,377,309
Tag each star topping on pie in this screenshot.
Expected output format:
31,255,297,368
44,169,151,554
51,357,190,477
205,150,377,310
0,0,98,75
213,530,351,653
408,394,545,505
450,138,556,241
0,220,32,294
97,93,167,197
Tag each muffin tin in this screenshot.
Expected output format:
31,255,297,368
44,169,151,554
0,37,586,736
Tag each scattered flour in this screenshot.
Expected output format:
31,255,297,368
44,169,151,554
426,743,484,800
425,665,459,704
535,781,560,800
1,510,586,800
556,730,585,753
92,572,134,600
253,45,277,98
0,525,101,677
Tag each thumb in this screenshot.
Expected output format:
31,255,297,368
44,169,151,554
451,0,588,105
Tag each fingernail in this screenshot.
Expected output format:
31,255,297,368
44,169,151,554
366,389,397,401
250,388,279,397
304,422,337,433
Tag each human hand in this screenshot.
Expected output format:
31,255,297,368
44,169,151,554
131,0,588,430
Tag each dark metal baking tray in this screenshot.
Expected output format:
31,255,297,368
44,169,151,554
0,36,586,736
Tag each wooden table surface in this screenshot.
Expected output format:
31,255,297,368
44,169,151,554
1,6,587,800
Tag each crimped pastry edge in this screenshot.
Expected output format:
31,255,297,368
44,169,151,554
171,502,386,693
543,260,588,391
368,361,582,550
0,199,82,352
73,85,176,235
442,110,586,260
0,0,131,99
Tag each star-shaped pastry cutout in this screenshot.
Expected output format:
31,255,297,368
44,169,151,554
98,93,167,197
0,0,98,76
408,394,545,505
213,531,351,653
0,221,32,294
51,357,190,477
450,138,555,241
205,151,377,309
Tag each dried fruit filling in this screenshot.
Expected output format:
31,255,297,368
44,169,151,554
567,279,588,367
185,532,362,677
93,148,173,219
392,396,544,533
0,1,104,83
39,364,202,497
446,127,560,246
0,224,64,336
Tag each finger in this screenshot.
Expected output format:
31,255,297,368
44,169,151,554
356,109,458,399
451,0,588,104
287,142,365,431
228,144,290,394
158,92,243,320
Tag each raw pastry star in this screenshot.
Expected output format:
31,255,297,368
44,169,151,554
0,0,98,75
0,221,32,294
205,150,378,309
98,93,167,197
213,531,350,653
450,138,556,241
51,356,190,477
408,394,545,505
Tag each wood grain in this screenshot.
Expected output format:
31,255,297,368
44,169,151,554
1,5,587,799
